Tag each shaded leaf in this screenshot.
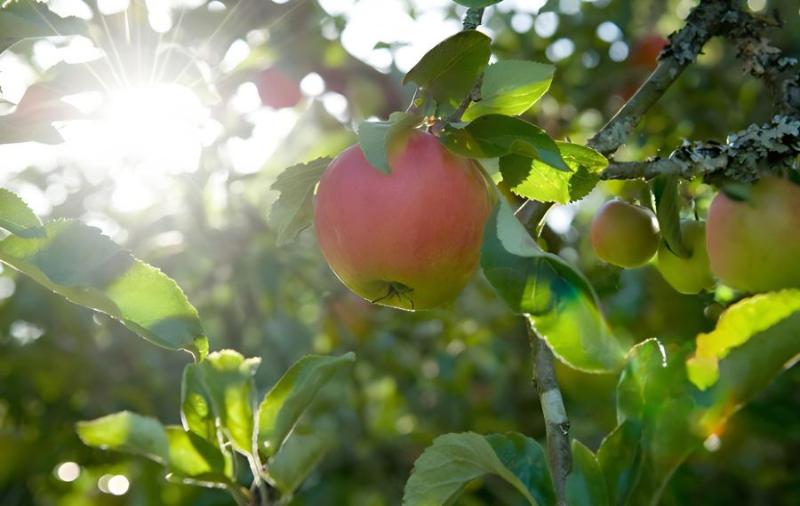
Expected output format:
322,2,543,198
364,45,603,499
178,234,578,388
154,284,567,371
452,0,503,6
651,174,689,258
463,60,554,121
486,433,556,506
269,157,330,245
440,115,568,172
597,420,643,506
0,188,43,237
258,353,355,456
403,30,491,111
358,112,422,173
269,431,334,496
566,440,609,506
616,338,669,424
77,411,168,465
403,432,537,506
0,220,208,359
480,201,625,373
0,0,87,56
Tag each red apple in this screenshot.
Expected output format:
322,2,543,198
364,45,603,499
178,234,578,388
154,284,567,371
706,176,800,292
256,67,302,109
590,200,660,268
314,131,492,310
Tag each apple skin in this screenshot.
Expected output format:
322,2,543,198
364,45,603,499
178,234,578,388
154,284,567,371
706,176,800,292
314,131,492,310
256,68,302,109
590,200,660,268
656,220,715,294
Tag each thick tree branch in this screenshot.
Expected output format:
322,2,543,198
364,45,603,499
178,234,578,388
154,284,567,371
527,322,571,506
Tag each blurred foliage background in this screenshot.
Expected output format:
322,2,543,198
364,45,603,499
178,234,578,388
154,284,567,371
1,0,799,504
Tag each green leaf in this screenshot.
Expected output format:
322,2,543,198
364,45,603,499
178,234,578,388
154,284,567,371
480,201,625,373
687,289,800,390
258,353,355,456
269,430,334,496
485,433,556,506
0,220,208,359
0,1,87,56
566,440,609,506
0,188,43,237
182,350,261,455
451,0,503,7
616,339,669,424
440,115,569,172
463,60,554,121
651,174,689,258
501,142,606,204
597,420,643,506
269,157,330,245
165,426,230,480
77,411,169,465
358,112,422,174
402,432,538,506
403,30,491,111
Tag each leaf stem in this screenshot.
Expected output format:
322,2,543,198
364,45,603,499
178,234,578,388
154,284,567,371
527,321,571,506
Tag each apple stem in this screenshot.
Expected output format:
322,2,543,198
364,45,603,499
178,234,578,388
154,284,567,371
527,321,571,506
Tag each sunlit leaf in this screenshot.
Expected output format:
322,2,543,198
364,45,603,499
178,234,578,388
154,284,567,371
566,440,609,506
463,60,554,121
0,220,208,359
269,157,331,245
358,112,422,174
403,432,538,506
687,289,800,390
258,353,355,457
165,426,230,481
440,115,569,172
480,201,625,372
403,30,491,111
0,188,43,237
183,350,261,455
77,411,169,464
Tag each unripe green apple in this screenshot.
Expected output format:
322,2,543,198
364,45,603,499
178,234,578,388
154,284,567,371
590,200,660,268
314,131,492,310
706,175,800,292
656,220,715,294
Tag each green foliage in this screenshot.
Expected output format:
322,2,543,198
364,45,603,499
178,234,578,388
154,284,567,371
0,219,208,359
688,290,800,389
0,0,86,56
269,430,334,496
566,441,609,506
269,157,331,245
501,142,607,204
0,188,43,237
258,353,355,457
480,200,625,372
651,174,690,258
77,412,169,464
440,114,569,171
403,432,547,506
463,60,554,121
451,1,503,7
357,112,422,173
403,30,491,112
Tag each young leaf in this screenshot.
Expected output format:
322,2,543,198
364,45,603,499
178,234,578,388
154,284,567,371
651,174,690,258
440,115,569,172
0,188,43,237
566,440,610,506
615,338,669,424
181,364,217,443
269,431,334,496
403,30,491,111
0,220,208,359
358,112,422,174
269,157,330,245
687,289,800,390
480,200,625,373
500,142,607,204
258,353,355,457
485,433,556,506
165,426,230,480
403,432,540,506
182,350,261,455
597,420,643,506
77,411,169,465
463,60,554,121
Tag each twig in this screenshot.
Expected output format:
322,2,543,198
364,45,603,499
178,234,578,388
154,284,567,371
527,321,571,506
462,7,485,30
